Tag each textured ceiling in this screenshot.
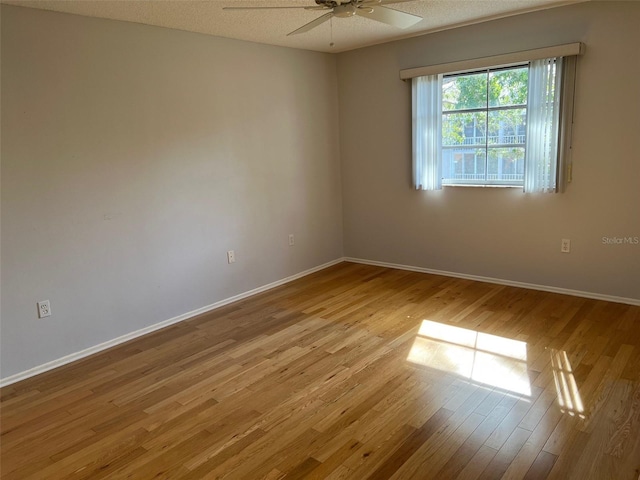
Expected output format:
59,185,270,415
3,0,584,53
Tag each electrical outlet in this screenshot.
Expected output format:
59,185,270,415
227,250,235,264
38,300,51,318
561,239,571,253
288,234,295,246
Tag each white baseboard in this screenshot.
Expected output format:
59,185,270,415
345,257,640,306
0,258,344,388
3,256,636,387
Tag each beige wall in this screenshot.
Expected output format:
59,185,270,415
338,1,640,301
2,1,639,381
1,5,343,378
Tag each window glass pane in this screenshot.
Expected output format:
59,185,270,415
488,109,526,145
443,149,485,183
439,65,530,186
442,112,486,147
443,72,487,111
487,147,525,183
454,153,463,174
488,67,528,107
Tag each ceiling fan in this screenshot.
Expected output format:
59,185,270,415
223,0,423,36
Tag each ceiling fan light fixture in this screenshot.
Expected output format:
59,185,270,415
333,4,357,17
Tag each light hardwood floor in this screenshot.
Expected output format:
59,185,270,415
1,262,639,479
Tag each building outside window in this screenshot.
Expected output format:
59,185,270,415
441,65,530,186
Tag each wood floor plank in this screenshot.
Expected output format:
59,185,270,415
436,395,515,479
478,426,531,479
501,395,564,480
455,444,499,480
304,438,362,480
366,407,454,479
1,262,639,480
522,450,558,480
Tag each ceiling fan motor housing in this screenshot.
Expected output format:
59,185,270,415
315,0,359,8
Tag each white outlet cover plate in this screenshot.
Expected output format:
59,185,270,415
38,300,51,318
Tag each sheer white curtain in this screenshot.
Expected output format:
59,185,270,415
524,57,563,193
412,75,442,190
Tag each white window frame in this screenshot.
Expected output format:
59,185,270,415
404,43,582,193
441,64,529,187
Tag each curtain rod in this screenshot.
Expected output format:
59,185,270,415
400,42,584,80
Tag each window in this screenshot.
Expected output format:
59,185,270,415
407,44,582,193
442,65,529,186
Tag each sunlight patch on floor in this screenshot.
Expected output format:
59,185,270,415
550,348,585,418
408,320,531,396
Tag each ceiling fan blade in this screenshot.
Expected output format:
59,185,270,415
287,12,333,36
362,0,418,4
356,5,422,28
223,6,326,10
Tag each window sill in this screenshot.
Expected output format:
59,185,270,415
443,184,522,189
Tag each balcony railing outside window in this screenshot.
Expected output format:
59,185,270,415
445,134,526,146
